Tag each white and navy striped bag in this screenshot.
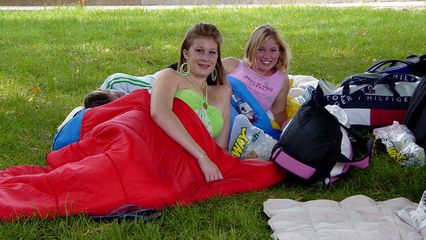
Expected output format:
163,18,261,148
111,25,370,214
314,73,421,128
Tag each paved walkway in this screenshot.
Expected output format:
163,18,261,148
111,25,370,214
0,1,424,10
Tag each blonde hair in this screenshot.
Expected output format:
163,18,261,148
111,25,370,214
178,23,226,86
243,24,291,72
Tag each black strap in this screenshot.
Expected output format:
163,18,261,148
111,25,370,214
341,73,420,97
338,138,374,164
366,59,414,73
340,73,384,88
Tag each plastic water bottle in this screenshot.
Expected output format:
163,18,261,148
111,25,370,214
232,94,257,123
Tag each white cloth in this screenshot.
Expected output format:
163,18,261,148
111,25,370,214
264,195,426,240
99,72,158,94
288,74,319,98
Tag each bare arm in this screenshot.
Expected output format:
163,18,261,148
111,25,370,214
150,70,223,182
211,85,231,149
222,57,240,75
270,72,290,127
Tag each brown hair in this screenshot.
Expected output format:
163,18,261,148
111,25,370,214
178,23,225,86
243,24,291,72
84,90,114,108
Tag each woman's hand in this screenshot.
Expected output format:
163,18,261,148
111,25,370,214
151,70,224,182
197,155,223,182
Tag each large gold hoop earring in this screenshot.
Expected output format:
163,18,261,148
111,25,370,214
210,68,217,82
180,63,190,77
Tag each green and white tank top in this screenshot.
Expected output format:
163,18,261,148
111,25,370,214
175,89,223,138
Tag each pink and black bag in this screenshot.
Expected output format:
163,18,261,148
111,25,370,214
270,100,373,185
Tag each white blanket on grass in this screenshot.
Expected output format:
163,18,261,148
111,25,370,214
264,195,426,240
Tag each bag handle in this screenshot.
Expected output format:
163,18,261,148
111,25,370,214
341,73,420,97
341,73,420,87
340,73,384,87
338,138,374,168
335,122,373,167
340,73,393,95
366,59,414,73
375,74,421,97
375,73,420,84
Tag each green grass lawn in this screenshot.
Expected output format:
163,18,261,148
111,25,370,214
0,6,425,239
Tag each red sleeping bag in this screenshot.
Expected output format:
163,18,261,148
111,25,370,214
0,89,285,220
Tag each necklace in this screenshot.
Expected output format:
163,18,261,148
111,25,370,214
184,75,208,109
